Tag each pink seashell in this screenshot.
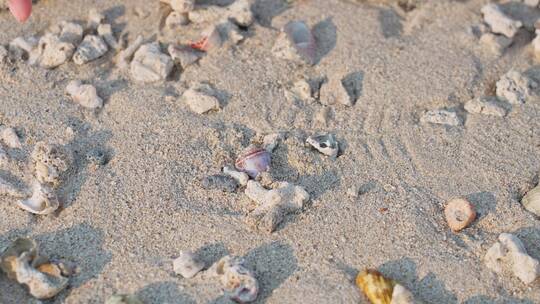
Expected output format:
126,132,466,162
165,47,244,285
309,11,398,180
235,145,271,178
283,21,316,64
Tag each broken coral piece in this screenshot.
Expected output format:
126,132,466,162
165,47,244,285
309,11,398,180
484,233,540,284
130,42,174,83
17,182,60,215
206,255,259,303
168,44,203,69
272,21,316,65
117,35,144,70
496,70,537,104
31,141,73,188
481,3,522,38
97,24,119,50
28,34,75,69
0,238,69,299
244,180,309,233
73,35,109,65
464,96,506,117
65,80,103,109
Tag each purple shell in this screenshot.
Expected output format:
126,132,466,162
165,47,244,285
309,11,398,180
235,146,271,178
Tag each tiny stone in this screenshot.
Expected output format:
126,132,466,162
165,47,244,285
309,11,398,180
347,186,359,198
65,80,103,109
117,35,144,70
0,127,22,149
202,174,238,192
420,109,461,126
73,35,109,65
130,43,174,83
444,198,476,232
31,34,75,68
173,250,205,278
464,96,506,117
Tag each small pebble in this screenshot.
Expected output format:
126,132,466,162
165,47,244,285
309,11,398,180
444,198,476,232
202,174,238,192
130,43,174,83
59,21,84,45
173,250,205,278
73,35,109,65
481,3,522,38
30,34,75,69
65,80,103,109
420,109,461,126
464,96,506,117
0,126,22,148
347,186,359,199
182,83,221,114
168,44,203,69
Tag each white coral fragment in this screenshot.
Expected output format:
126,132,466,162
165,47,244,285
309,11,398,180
31,142,72,188
206,255,259,303
481,4,522,38
66,80,103,109
223,166,249,186
484,233,540,284
464,96,506,117
97,24,119,50
130,43,173,83
496,70,537,104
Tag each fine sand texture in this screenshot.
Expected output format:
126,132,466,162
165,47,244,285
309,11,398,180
1,0,540,303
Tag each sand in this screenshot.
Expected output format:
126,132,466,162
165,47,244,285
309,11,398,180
0,0,539,303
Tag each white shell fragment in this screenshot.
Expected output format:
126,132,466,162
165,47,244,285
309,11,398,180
245,180,310,233
167,44,203,69
0,126,22,148
117,35,144,70
521,184,540,217
31,141,72,188
464,96,506,117
0,176,27,198
17,182,60,215
223,166,249,186
182,83,221,114
65,80,103,109
484,233,540,284
207,255,259,303
496,70,538,104
173,250,205,278
479,33,512,56
130,43,174,83
0,238,69,299
307,134,339,158
392,284,415,304
97,24,119,50
420,109,461,126
481,4,522,38
73,35,108,65
29,34,75,69
272,21,316,65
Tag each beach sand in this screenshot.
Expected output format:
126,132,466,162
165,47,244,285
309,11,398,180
0,0,539,303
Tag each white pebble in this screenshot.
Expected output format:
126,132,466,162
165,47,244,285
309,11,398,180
182,83,221,114
496,70,537,104
167,44,202,68
485,233,540,284
420,109,461,126
481,3,522,38
73,35,109,65
66,80,103,109
130,43,174,83
173,250,205,278
31,34,75,69
59,21,84,45
9,36,38,60
223,166,249,186
464,96,506,117
0,127,22,148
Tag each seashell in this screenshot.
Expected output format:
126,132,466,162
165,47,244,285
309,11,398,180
485,233,540,284
356,269,395,304
481,4,522,38
244,180,309,233
0,175,27,198
190,25,222,52
167,44,203,69
496,70,537,105
73,35,109,65
29,34,76,69
87,8,105,31
522,184,540,217
105,294,144,304
117,35,144,70
0,238,69,299
0,126,22,148
272,21,316,65
65,80,103,110
420,109,461,126
223,166,249,186
182,82,221,114
31,141,72,188
207,256,259,303
97,24,119,50
235,145,271,178
130,42,174,83
17,182,60,215
202,174,238,193
306,134,339,158
173,250,205,278
444,198,476,232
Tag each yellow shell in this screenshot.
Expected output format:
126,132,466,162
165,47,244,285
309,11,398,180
356,269,396,304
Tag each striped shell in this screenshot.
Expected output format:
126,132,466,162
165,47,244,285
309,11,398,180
235,145,271,178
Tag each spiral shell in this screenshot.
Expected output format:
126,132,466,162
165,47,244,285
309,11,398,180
356,269,395,304
235,145,271,178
